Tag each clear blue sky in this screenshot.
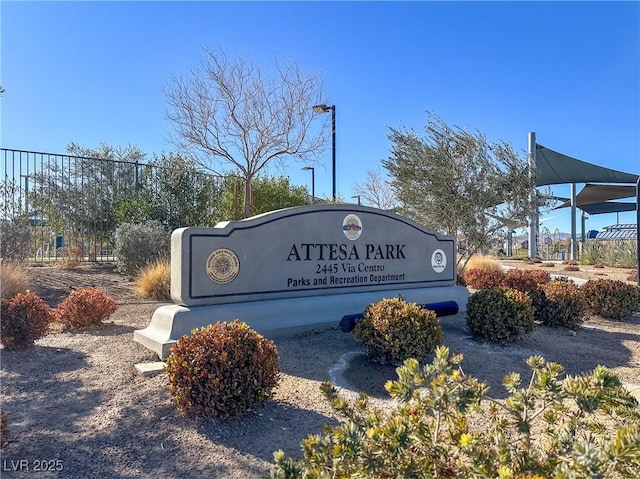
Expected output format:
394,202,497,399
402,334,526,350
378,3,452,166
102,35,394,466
1,1,638,234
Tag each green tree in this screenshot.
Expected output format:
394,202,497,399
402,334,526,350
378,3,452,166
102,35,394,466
165,46,327,218
218,175,309,220
30,142,144,259
113,152,222,230
383,113,542,267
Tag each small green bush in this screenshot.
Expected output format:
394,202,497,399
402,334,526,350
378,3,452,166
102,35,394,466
271,347,640,479
462,267,506,290
55,287,117,329
353,297,443,365
0,292,53,350
166,320,279,418
466,288,535,344
114,221,170,277
542,280,584,330
581,279,640,320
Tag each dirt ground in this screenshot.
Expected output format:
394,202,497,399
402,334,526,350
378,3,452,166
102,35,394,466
0,262,638,478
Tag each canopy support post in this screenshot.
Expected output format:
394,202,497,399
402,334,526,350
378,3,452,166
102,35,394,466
570,183,577,260
528,132,538,259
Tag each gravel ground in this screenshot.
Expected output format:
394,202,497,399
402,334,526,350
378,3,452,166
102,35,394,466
1,263,639,478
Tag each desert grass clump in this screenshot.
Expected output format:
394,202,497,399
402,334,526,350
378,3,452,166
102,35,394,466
0,261,30,301
55,287,117,329
0,292,53,350
465,255,503,272
135,260,171,301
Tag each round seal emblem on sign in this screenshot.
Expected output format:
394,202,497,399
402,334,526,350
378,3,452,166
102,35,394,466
206,248,240,284
342,214,363,241
431,249,447,273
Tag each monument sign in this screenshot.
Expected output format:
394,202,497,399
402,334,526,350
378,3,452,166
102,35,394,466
134,205,468,359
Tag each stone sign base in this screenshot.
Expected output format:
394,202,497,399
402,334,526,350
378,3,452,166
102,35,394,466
134,285,469,360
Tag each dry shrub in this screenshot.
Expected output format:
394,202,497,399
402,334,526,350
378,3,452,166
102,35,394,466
58,245,84,270
135,260,171,301
563,265,580,272
466,255,502,272
0,292,53,350
55,287,117,329
627,270,638,282
539,262,555,268
594,263,606,269
0,261,30,301
562,260,578,266
462,268,506,290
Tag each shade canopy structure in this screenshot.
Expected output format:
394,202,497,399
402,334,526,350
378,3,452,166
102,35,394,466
535,144,638,187
528,134,639,267
555,183,636,208
574,201,636,215
554,183,637,215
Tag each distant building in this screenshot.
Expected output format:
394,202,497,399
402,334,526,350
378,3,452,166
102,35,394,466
594,224,637,240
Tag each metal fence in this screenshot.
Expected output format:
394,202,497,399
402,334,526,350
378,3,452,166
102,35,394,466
1,148,223,263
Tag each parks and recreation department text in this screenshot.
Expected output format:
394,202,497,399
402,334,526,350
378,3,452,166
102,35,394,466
287,271,406,288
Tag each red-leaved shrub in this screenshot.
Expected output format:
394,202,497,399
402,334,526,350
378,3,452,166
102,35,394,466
462,268,505,290
166,320,279,418
55,287,117,329
0,292,53,349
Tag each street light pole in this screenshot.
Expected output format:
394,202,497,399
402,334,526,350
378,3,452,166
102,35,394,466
312,103,336,201
301,166,315,203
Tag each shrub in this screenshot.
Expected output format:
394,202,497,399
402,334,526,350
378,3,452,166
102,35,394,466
134,260,171,301
502,268,550,291
502,268,551,323
0,292,53,349
539,262,555,267
58,245,84,270
166,320,279,418
542,280,584,330
628,270,638,283
271,347,640,479
0,222,33,261
462,267,506,290
562,260,578,266
114,221,170,277
466,288,535,344
353,297,443,365
0,410,7,448
581,279,640,320
55,287,117,329
0,261,30,301
563,265,580,272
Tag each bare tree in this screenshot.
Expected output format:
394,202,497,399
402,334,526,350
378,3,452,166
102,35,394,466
352,168,399,210
165,47,327,217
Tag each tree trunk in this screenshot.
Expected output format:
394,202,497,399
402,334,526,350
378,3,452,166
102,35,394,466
243,176,253,218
